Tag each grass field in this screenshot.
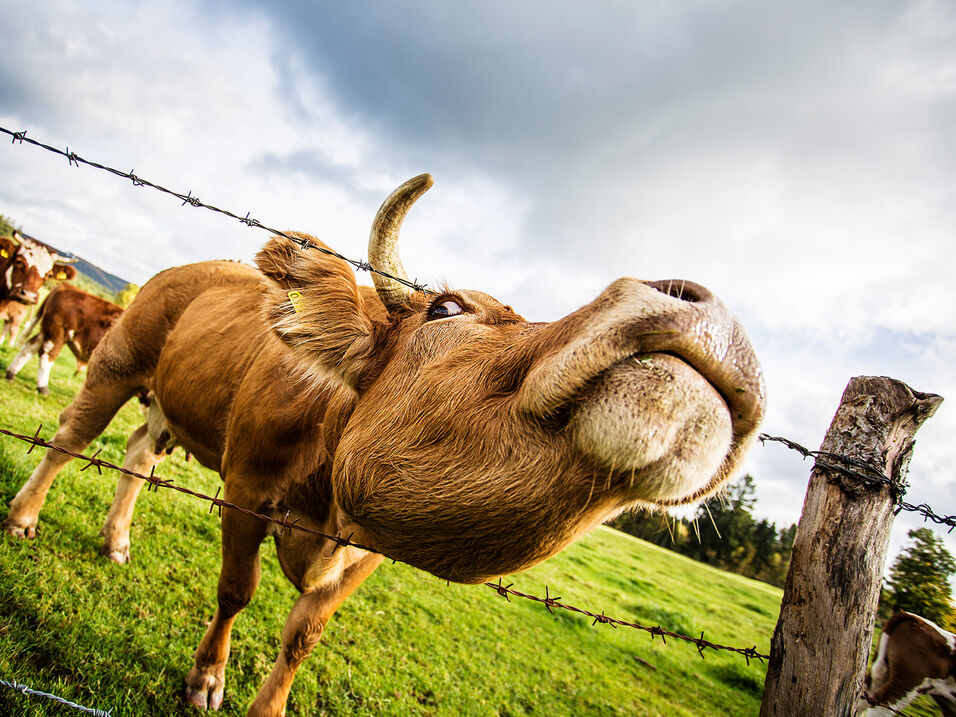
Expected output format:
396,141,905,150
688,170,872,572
0,341,918,716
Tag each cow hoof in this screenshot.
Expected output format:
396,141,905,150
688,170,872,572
4,371,13,382
2,520,37,539
37,386,50,396
185,674,225,711
99,543,131,564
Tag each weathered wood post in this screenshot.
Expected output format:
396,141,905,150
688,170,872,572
759,376,942,716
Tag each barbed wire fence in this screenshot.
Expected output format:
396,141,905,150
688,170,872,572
0,126,433,296
759,433,956,531
0,127,941,715
0,678,111,717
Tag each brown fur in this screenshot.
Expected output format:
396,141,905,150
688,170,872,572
3,216,764,715
859,612,956,715
6,284,124,391
0,300,30,345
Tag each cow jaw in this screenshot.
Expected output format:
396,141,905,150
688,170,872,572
568,352,733,503
516,276,764,506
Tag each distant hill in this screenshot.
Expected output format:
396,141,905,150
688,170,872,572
18,231,131,294
68,256,130,294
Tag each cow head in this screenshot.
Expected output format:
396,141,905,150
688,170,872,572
257,175,765,583
1,232,77,303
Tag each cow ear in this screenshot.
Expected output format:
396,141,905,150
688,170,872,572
256,233,383,390
0,237,14,262
49,264,77,281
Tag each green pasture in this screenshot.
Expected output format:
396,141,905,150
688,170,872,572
0,342,905,716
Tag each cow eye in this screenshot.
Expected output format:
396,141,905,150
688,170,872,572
428,298,465,320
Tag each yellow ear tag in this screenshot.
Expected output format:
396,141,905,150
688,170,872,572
57,272,67,280
0,249,7,258
287,290,304,313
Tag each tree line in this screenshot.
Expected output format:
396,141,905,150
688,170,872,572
608,475,796,588
610,475,956,628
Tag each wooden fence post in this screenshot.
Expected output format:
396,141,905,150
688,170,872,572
759,376,942,716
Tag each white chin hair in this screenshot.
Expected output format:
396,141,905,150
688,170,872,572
568,353,732,502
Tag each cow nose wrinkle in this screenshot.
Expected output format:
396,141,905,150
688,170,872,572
648,279,712,304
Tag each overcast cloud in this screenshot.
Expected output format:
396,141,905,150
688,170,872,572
1,0,954,575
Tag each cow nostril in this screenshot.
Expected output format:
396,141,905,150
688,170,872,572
648,280,710,304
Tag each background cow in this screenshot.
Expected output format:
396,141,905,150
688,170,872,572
2,176,765,716
6,283,124,394
0,231,77,344
858,611,956,716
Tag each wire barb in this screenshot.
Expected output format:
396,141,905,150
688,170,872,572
0,125,435,295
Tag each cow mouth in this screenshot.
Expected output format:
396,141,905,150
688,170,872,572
567,350,737,503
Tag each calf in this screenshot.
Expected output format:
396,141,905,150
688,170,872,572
0,301,30,346
6,283,124,394
3,176,765,715
858,611,956,716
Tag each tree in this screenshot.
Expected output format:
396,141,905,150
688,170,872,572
608,474,797,588
0,214,19,237
115,283,140,308
885,527,956,629
683,474,759,569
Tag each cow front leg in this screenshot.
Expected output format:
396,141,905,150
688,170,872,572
3,377,140,538
35,338,65,395
98,423,168,563
4,333,42,382
185,509,268,711
247,551,383,717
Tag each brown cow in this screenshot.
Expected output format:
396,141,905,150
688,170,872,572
0,232,77,344
857,611,956,716
5,283,124,394
2,175,765,716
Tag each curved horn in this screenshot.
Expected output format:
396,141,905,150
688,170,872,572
368,173,434,313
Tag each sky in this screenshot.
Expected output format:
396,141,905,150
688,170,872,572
0,0,954,581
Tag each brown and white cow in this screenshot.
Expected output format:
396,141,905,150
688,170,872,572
0,232,77,344
2,175,765,716
857,611,956,716
5,283,124,394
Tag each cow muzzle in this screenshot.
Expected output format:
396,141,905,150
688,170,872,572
13,289,39,304
517,276,765,503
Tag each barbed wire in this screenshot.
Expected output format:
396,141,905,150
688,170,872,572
0,424,769,663
758,433,956,532
0,126,432,295
0,425,376,552
0,678,111,716
483,579,767,662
